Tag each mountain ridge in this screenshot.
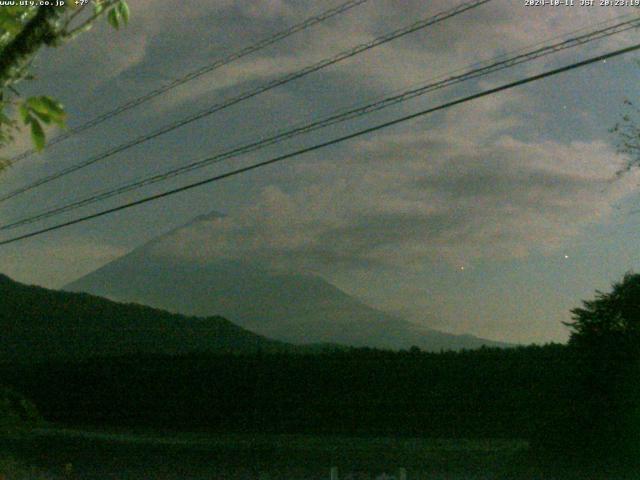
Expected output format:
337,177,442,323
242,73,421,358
0,273,291,364
65,214,510,351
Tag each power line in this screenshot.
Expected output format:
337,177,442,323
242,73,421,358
1,42,638,247
6,0,372,164
4,15,639,231
0,0,492,203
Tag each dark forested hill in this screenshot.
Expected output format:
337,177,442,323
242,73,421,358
0,274,286,363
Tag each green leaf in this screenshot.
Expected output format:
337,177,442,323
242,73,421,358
38,96,64,114
18,104,30,124
29,118,45,151
31,110,52,125
25,97,50,115
107,8,120,29
0,9,28,35
26,96,65,126
117,1,129,25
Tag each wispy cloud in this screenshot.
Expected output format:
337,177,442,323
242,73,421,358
154,93,637,271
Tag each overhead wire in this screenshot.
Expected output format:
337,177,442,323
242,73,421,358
1,41,638,246
3,15,639,231
6,0,373,164
0,0,493,203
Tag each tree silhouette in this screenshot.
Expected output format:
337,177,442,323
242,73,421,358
612,99,640,176
563,272,640,463
566,272,640,349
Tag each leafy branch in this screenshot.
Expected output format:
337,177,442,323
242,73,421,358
611,99,640,177
0,0,130,163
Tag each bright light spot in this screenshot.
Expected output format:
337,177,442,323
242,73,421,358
460,266,465,271
564,255,569,259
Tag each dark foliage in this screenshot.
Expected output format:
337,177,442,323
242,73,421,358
0,386,40,433
2,272,638,473
566,272,640,350
0,345,571,439
536,273,640,465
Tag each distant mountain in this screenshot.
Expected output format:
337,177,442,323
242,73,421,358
0,274,286,364
65,214,509,351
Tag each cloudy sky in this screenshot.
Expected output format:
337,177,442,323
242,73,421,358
1,0,639,343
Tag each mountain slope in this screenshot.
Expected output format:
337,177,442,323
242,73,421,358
65,215,508,351
0,274,285,363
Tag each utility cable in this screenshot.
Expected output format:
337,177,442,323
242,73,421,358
6,0,373,164
1,41,637,246
3,16,638,231
0,0,492,202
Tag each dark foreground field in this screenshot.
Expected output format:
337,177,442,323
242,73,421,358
1,345,638,479
0,427,628,480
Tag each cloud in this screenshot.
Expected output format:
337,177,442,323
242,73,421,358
20,0,635,125
33,16,149,96
7,1,638,276
136,0,640,110
152,93,638,272
0,238,127,288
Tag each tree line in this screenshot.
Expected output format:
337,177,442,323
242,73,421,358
1,273,638,472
